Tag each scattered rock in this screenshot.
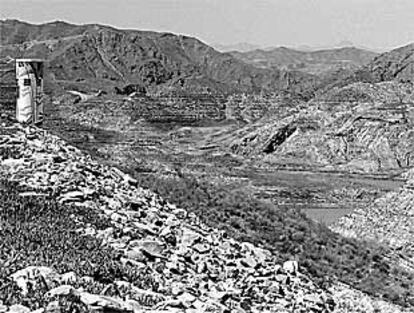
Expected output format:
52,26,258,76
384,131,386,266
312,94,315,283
10,266,57,295
0,124,345,312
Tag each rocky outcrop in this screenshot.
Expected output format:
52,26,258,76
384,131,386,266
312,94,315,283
330,283,412,313
323,43,414,90
228,82,414,174
331,170,414,272
355,43,414,83
315,81,414,105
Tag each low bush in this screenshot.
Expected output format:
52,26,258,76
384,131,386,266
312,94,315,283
0,180,158,309
136,171,414,307
0,145,24,160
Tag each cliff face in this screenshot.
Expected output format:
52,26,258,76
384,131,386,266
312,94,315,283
223,43,414,174
0,20,318,96
228,81,414,174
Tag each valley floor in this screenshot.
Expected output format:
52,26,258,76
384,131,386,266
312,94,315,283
41,96,405,225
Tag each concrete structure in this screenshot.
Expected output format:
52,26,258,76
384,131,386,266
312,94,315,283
16,59,44,124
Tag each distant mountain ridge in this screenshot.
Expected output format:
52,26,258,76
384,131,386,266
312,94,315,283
213,42,262,53
2,20,410,99
0,19,318,96
217,42,414,174
212,41,383,54
322,43,414,91
230,46,378,75
351,43,414,83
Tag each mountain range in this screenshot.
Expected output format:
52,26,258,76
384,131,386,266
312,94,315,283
212,42,262,53
1,20,413,99
344,43,414,84
230,46,378,75
213,40,384,53
0,20,317,97
1,19,414,312
224,42,414,175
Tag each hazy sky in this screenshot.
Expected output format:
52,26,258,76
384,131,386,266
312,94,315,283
1,0,413,50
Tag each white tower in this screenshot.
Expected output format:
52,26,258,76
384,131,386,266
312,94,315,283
16,59,44,124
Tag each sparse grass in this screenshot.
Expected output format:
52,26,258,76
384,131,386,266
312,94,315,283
0,180,158,310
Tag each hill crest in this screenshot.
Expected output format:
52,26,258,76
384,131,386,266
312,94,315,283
0,19,318,97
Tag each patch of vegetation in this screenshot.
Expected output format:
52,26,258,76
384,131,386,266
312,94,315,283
0,180,158,310
0,145,24,160
136,171,414,307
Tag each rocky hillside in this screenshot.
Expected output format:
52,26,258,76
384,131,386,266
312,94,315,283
227,81,414,174
0,124,328,312
230,46,377,75
332,174,414,272
325,43,414,90
0,19,318,96
354,43,414,83
1,120,413,312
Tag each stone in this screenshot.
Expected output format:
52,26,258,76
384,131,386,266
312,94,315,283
123,300,141,313
44,301,60,313
125,248,147,262
120,257,147,269
132,239,166,259
10,266,57,295
110,212,127,222
208,289,227,300
170,283,185,296
79,293,126,310
173,208,187,219
1,159,26,168
192,300,206,311
164,215,181,227
79,276,95,284
240,255,258,268
46,285,77,297
7,305,30,313
132,222,157,235
128,288,165,306
193,243,210,254
283,260,299,275
59,191,84,202
180,228,201,247
177,292,196,307
275,274,288,284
